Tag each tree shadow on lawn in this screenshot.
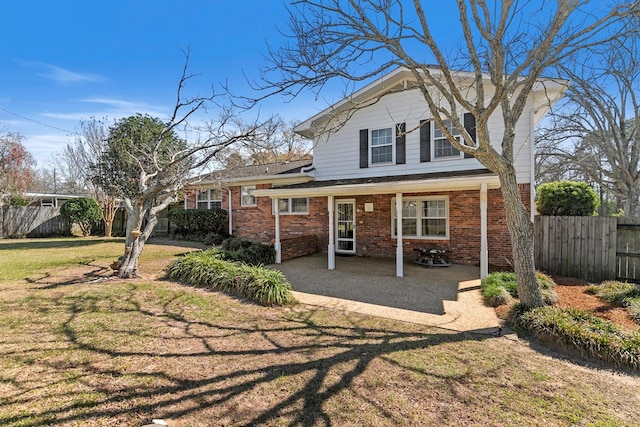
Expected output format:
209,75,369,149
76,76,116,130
0,283,504,426
0,237,124,251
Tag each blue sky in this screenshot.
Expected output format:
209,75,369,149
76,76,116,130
0,1,325,168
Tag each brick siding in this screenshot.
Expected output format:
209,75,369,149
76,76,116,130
198,183,530,268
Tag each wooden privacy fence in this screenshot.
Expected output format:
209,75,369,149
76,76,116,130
0,206,69,238
534,216,640,283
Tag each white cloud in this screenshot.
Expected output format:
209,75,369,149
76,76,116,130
23,134,73,168
39,64,104,84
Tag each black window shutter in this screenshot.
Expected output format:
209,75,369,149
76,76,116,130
463,113,476,159
419,119,431,162
359,129,369,168
395,122,406,164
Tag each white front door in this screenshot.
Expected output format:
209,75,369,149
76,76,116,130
336,200,356,254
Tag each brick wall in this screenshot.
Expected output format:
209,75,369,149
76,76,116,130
228,184,329,248
280,235,318,261
217,183,530,269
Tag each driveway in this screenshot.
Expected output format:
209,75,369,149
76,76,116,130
274,253,501,333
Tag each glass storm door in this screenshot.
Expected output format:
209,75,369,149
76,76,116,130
336,200,355,254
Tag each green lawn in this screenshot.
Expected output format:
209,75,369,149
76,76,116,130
0,237,639,426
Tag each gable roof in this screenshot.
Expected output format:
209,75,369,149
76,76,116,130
294,67,568,139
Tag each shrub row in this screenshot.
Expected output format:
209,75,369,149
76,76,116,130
508,304,640,370
587,281,640,324
166,250,294,306
168,208,227,237
481,271,558,307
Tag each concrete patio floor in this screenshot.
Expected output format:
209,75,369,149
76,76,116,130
274,253,501,334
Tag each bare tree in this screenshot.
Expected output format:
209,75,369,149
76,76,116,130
255,0,638,307
537,34,640,217
53,118,121,236
216,116,311,168
93,54,274,278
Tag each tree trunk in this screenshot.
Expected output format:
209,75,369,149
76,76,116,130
499,171,545,308
101,196,117,238
622,186,640,218
104,220,113,239
117,201,146,278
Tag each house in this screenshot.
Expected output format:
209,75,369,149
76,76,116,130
187,67,567,278
24,192,90,207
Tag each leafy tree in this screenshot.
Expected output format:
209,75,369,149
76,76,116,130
90,52,273,278
255,0,636,308
536,35,640,217
535,181,600,216
60,198,103,236
0,132,36,204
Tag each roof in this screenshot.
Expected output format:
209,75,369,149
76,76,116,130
195,159,313,186
253,169,500,198
273,168,495,190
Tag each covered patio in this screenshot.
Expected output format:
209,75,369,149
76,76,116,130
274,253,500,333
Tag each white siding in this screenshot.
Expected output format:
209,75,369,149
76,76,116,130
312,89,533,184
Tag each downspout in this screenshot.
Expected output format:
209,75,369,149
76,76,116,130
219,186,233,236
300,164,315,174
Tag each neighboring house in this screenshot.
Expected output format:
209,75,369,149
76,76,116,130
25,192,90,207
188,67,566,278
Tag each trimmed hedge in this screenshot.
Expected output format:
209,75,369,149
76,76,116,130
508,304,640,370
168,208,227,241
166,250,294,306
535,181,599,216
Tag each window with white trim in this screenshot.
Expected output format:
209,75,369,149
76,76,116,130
392,197,449,239
272,197,309,215
433,120,462,159
241,185,256,206
371,127,393,164
196,188,222,210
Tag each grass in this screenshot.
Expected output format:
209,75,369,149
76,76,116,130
481,271,558,306
167,249,294,305
0,237,639,426
509,304,640,370
587,281,640,324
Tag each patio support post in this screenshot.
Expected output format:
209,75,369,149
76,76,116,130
227,188,233,236
396,192,404,278
480,183,488,278
274,197,281,264
328,195,335,270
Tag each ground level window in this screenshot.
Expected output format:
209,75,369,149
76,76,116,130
241,185,256,206
274,197,308,214
197,188,222,209
392,197,449,239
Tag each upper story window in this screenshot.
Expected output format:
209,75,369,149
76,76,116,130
273,197,309,215
392,196,449,239
433,120,462,159
241,185,257,207
360,123,405,168
197,189,222,210
370,128,393,164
